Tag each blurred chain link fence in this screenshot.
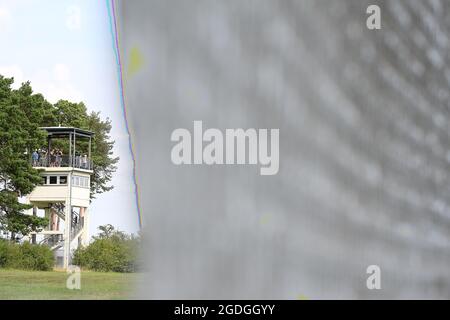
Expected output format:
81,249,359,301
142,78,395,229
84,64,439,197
119,0,450,298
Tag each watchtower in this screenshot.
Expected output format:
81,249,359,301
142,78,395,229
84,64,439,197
26,127,94,269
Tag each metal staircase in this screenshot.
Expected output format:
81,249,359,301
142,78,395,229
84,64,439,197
41,203,84,251
50,203,66,220
39,234,64,251
70,210,84,240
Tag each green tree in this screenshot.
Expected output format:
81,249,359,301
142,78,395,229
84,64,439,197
85,111,118,196
53,100,87,129
0,239,54,270
73,225,139,272
0,76,48,239
96,224,116,239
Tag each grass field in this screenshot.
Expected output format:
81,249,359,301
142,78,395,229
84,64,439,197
0,269,136,299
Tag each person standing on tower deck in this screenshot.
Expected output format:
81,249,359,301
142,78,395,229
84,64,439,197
49,149,55,167
81,154,88,169
57,149,63,167
40,149,47,166
31,150,39,166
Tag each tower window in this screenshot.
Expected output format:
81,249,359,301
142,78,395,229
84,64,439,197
42,176,47,185
59,176,68,185
49,176,57,184
71,175,89,188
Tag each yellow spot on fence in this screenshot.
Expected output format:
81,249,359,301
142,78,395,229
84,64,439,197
127,46,144,77
260,213,271,225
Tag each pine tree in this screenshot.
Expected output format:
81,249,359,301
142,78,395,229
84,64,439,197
0,76,48,239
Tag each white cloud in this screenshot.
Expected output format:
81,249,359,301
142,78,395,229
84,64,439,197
0,63,83,103
40,82,82,104
66,5,81,31
33,64,83,103
0,65,24,87
0,7,12,32
53,63,70,82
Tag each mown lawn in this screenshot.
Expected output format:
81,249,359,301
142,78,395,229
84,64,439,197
0,269,136,299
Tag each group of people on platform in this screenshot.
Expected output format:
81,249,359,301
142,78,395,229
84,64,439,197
31,149,46,167
75,153,90,169
31,148,63,167
31,149,89,169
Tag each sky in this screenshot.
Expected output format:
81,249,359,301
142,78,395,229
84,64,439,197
0,0,140,237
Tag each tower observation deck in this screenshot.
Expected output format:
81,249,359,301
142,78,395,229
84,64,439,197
26,127,94,269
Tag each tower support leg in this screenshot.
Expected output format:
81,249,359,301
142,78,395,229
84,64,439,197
31,206,37,244
63,199,71,270
80,207,89,247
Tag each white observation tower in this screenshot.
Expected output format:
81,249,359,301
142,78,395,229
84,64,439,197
26,127,94,269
